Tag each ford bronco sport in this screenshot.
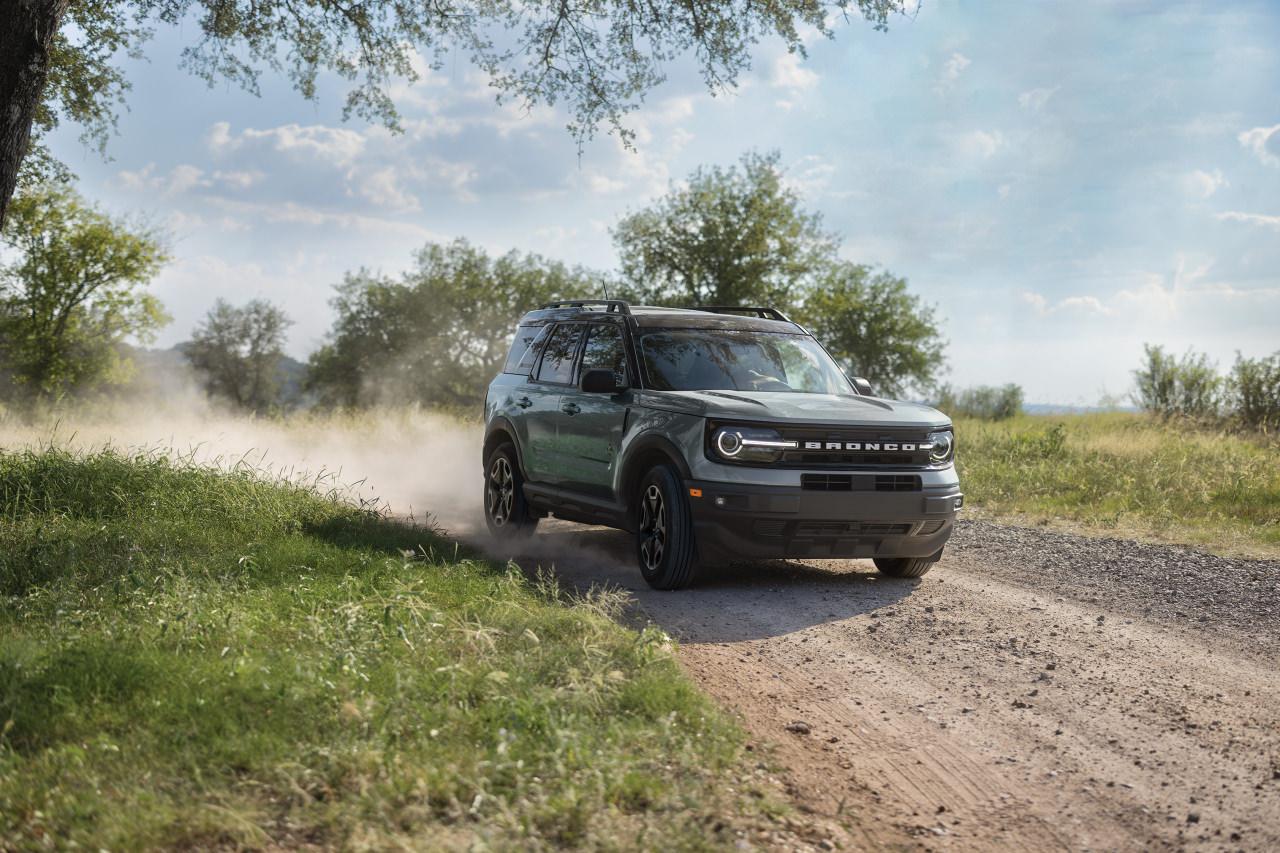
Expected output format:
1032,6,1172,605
482,300,962,589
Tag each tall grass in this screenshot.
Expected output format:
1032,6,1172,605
956,412,1280,556
0,447,767,849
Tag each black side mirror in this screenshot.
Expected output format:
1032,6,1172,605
580,368,624,394
853,377,874,396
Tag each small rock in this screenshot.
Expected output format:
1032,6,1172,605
785,721,812,735
1187,813,1200,824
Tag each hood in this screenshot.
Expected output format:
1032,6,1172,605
634,390,952,428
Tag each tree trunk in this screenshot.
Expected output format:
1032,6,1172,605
0,0,68,230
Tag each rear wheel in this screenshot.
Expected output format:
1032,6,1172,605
873,550,941,578
483,443,537,538
635,465,698,590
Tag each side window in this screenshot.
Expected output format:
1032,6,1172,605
506,324,549,374
535,324,584,384
581,324,628,385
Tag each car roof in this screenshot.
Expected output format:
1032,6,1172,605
517,304,806,334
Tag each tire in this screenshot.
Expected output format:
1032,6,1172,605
483,443,538,539
873,549,942,578
635,465,698,590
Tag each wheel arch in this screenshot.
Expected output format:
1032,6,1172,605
483,418,524,477
617,433,692,525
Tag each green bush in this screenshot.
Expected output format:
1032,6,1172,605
1229,351,1280,433
1132,344,1222,419
934,383,1023,420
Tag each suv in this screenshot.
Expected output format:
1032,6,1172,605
482,300,962,589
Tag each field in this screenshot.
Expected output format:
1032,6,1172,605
0,447,780,849
956,412,1280,558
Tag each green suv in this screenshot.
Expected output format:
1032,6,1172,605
482,300,962,589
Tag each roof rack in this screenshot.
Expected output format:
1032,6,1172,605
541,299,631,314
697,305,792,322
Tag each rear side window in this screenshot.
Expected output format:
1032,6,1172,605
504,324,549,374
582,323,628,384
535,324,584,384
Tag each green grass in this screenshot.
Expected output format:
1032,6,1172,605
0,448,765,850
956,412,1280,557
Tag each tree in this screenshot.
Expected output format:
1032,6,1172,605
796,262,946,398
0,183,168,398
613,150,837,308
1228,351,1280,432
185,298,293,413
308,240,605,409
0,2,909,228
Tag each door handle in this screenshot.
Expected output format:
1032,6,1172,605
561,402,581,415
515,396,533,409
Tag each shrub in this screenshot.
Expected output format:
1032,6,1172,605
934,383,1023,420
1229,351,1280,433
1131,344,1222,420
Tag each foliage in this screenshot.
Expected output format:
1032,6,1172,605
18,0,150,188
1228,351,1280,433
935,383,1024,421
5,0,909,220
0,184,168,399
0,446,767,847
956,412,1280,557
798,262,947,397
184,298,293,413
308,240,603,410
1131,344,1222,420
614,150,837,308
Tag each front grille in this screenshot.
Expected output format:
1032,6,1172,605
801,473,922,492
776,425,935,469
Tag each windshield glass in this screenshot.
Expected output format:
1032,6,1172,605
640,329,852,394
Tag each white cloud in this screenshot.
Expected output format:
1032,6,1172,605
1017,86,1058,112
1022,291,1112,316
354,167,421,213
954,129,1005,159
209,121,367,166
1216,210,1280,230
1182,168,1227,199
115,163,262,196
771,53,819,95
784,155,837,198
939,52,971,88
1238,124,1280,166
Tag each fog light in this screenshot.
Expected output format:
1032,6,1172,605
953,496,964,510
714,496,726,507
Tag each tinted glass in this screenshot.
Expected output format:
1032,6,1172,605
581,324,628,384
640,330,851,394
503,324,548,374
535,324,584,384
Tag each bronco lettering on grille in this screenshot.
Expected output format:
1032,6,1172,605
803,441,928,452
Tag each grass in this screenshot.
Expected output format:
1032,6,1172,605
0,447,771,850
955,412,1280,558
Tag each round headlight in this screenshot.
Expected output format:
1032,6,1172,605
928,430,954,464
715,428,743,457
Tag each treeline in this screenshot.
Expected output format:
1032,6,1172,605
1,152,949,414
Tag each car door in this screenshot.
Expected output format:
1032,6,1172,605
557,322,632,501
522,322,584,486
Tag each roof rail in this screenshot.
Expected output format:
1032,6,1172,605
541,299,631,314
697,305,792,323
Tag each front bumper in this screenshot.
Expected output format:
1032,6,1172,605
685,478,962,562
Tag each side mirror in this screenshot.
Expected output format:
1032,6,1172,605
580,368,625,394
853,377,874,396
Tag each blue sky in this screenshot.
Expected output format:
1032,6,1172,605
47,0,1280,404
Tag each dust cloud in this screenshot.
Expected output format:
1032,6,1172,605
0,391,485,535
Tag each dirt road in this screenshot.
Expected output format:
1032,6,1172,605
495,518,1280,851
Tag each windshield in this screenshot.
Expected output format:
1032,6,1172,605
640,329,852,394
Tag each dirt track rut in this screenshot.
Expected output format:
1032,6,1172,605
496,519,1280,851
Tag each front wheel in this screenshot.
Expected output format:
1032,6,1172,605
872,550,941,578
483,443,538,539
635,465,698,590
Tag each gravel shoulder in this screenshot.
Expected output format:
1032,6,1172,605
494,518,1280,851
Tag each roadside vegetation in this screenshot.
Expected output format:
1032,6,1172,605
956,412,1280,557
0,447,776,849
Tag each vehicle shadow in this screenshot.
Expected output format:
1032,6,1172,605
489,521,921,644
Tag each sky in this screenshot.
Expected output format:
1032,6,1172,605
45,0,1280,405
